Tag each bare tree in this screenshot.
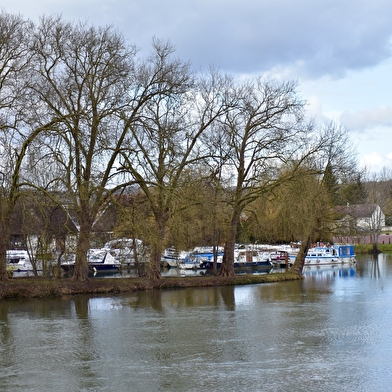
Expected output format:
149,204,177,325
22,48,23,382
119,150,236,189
0,12,41,280
119,49,234,279
213,77,309,277
28,16,138,281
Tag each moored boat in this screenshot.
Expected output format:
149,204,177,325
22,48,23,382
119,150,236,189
233,248,272,268
6,250,39,273
269,249,292,268
182,247,223,270
196,246,272,269
288,244,356,265
61,249,121,272
161,248,188,268
103,238,143,267
87,249,122,271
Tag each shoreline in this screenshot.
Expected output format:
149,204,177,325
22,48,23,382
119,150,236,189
0,273,301,300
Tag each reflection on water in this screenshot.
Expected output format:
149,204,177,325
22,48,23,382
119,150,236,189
1,254,392,391
302,264,356,280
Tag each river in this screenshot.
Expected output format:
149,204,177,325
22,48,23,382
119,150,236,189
1,254,391,391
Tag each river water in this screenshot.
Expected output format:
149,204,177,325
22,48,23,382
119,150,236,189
1,254,392,392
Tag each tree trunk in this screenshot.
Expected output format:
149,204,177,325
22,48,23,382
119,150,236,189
146,218,165,279
146,249,162,279
0,240,8,281
71,226,90,282
290,236,312,276
219,241,235,276
371,230,380,254
219,213,239,277
0,212,11,281
55,237,66,279
132,237,147,277
212,245,219,276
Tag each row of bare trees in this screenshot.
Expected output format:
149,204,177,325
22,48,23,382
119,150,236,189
0,12,361,281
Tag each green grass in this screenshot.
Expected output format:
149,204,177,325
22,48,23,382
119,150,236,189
354,243,392,254
377,244,392,253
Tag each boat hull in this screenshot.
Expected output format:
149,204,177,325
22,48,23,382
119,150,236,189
61,262,121,272
234,260,272,268
289,256,354,266
7,264,40,273
88,263,121,272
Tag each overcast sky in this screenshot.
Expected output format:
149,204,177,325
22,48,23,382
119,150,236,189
2,0,392,174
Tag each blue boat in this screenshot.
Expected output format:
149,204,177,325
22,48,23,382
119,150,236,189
180,247,224,270
288,244,356,265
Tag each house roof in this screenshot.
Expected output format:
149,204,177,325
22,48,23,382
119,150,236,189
334,204,380,219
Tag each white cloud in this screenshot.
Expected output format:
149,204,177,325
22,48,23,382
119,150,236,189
359,151,392,174
2,0,392,175
340,106,392,132
305,96,329,122
3,0,392,78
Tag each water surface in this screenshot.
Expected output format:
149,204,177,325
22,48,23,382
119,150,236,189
1,254,391,391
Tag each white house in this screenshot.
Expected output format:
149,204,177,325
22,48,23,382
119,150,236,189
334,203,385,233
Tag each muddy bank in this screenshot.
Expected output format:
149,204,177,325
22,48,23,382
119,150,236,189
0,273,301,300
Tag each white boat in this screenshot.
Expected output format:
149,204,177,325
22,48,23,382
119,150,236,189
61,249,121,272
6,250,39,273
181,247,223,270
268,249,288,261
87,249,122,271
288,244,356,265
103,238,143,267
161,248,188,268
233,247,272,268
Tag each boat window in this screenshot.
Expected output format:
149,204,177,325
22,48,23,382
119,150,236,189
8,259,21,264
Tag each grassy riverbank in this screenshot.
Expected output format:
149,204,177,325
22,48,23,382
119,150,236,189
0,272,301,300
354,243,392,253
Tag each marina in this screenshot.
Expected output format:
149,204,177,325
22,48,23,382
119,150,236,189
5,241,357,278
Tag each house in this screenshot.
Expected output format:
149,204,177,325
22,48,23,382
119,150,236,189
334,203,385,233
10,201,79,254
9,194,120,254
